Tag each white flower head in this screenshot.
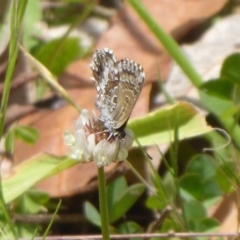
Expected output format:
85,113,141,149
64,109,134,167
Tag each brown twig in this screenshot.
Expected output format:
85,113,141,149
147,205,172,235
18,231,240,240
13,213,85,224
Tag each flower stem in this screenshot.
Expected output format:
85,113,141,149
98,167,110,240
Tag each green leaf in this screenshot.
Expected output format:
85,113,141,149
83,201,101,227
216,161,236,193
20,194,43,214
200,79,234,100
19,189,50,213
200,78,240,147
16,224,37,238
14,126,39,144
186,154,216,180
5,129,15,153
2,154,78,203
199,90,234,117
189,217,219,232
215,168,232,194
128,101,212,147
23,0,42,49
202,179,222,201
26,189,50,205
109,184,145,223
145,195,165,210
108,176,128,210
233,85,240,105
160,218,179,233
180,173,203,200
205,131,234,164
183,200,206,222
162,171,176,203
35,37,81,76
181,162,222,204
221,53,240,85
118,221,143,237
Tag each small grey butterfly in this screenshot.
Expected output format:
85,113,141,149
90,48,145,139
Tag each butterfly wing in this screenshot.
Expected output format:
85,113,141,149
109,59,145,130
91,48,118,120
91,48,145,135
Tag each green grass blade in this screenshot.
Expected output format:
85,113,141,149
2,154,78,203
19,45,81,112
0,1,28,238
42,199,62,240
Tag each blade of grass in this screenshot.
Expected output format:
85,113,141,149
156,146,186,230
128,0,203,88
19,45,81,112
0,1,28,239
42,199,62,240
125,159,156,195
0,1,27,139
30,228,38,240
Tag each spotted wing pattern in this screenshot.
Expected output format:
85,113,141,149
90,48,145,138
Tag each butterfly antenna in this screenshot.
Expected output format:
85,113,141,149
135,137,152,160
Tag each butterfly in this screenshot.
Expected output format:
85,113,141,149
90,48,145,139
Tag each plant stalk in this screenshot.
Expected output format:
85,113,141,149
98,167,110,240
